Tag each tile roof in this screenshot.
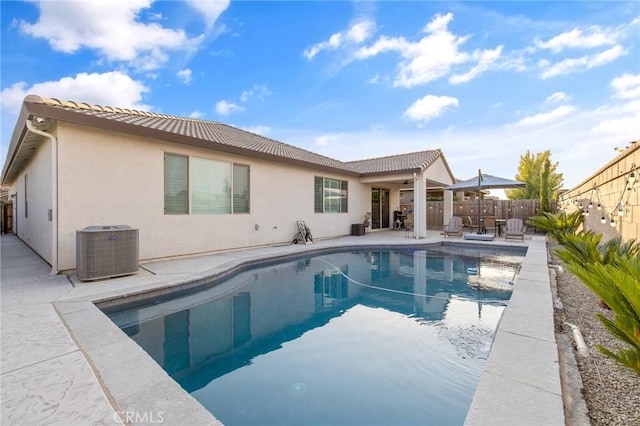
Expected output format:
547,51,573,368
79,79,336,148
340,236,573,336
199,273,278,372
3,95,449,183
346,150,443,175
26,95,355,173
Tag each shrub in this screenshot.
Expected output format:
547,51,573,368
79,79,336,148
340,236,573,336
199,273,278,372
555,231,603,267
566,257,640,375
527,211,583,244
553,233,638,268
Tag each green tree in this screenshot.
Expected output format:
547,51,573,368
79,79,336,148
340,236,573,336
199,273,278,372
540,156,551,212
506,150,563,200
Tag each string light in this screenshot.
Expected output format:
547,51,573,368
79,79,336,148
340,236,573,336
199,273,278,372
559,162,636,225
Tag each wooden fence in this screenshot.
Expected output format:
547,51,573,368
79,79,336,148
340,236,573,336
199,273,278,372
425,199,557,229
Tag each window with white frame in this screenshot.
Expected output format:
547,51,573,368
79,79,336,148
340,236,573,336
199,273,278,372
314,176,348,213
164,153,250,215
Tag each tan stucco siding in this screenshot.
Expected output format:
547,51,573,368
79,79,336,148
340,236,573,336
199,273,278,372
56,122,370,270
426,157,455,187
10,136,53,264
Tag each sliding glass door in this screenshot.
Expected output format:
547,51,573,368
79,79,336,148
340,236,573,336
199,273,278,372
371,188,390,229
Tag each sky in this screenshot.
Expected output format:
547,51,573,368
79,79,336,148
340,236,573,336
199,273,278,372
1,0,639,194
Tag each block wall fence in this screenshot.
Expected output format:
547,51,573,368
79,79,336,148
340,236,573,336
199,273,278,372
558,142,639,243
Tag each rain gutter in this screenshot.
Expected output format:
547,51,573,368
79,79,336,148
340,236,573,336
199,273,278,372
25,118,58,275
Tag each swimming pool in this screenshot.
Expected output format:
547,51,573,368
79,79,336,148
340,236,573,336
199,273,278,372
106,245,524,425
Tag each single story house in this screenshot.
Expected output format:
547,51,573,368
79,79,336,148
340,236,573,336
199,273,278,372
1,95,456,274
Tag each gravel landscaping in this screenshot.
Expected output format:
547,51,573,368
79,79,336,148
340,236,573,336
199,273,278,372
549,242,640,426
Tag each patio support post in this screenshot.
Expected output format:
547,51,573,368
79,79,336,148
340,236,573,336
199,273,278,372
443,189,453,228
414,171,427,238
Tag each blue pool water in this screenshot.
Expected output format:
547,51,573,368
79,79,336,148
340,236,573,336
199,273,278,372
106,245,524,425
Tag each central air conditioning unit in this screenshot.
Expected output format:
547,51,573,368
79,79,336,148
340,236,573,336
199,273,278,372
76,225,139,281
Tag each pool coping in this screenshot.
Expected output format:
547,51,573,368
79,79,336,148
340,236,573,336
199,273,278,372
3,233,562,425
464,236,564,425
60,236,562,425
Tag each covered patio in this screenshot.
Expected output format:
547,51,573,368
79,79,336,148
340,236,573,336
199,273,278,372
349,149,457,238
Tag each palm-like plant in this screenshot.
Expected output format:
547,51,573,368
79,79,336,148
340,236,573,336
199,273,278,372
555,231,603,267
602,237,640,260
566,257,640,375
527,211,583,244
554,233,639,267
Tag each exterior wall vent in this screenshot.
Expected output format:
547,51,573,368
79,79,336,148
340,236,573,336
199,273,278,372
76,225,139,281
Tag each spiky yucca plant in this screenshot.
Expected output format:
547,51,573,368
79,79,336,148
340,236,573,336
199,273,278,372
527,211,583,244
566,257,640,375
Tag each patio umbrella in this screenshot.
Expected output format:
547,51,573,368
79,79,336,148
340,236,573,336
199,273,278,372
444,169,526,234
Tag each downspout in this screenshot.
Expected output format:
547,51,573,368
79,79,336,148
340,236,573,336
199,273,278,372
25,118,58,275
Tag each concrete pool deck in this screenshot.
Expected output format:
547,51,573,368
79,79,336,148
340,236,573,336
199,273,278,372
1,231,563,425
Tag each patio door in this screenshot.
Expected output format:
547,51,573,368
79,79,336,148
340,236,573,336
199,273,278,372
371,188,390,229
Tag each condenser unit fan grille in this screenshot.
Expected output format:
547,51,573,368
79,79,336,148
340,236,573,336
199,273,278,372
76,225,139,281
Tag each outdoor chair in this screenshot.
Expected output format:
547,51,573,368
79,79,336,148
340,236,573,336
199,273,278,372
462,215,475,232
483,216,497,235
443,216,463,238
504,218,525,241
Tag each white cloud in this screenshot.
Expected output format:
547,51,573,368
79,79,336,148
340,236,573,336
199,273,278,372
594,73,640,142
403,95,459,123
540,45,626,78
240,84,271,102
177,68,192,84
449,46,503,84
0,71,150,114
513,105,576,127
353,13,502,88
18,0,204,70
242,125,271,135
610,73,640,99
215,100,244,116
314,133,344,147
353,36,410,60
546,92,570,104
303,20,374,59
184,0,230,28
189,110,205,119
346,21,373,43
591,101,640,136
280,104,634,189
534,26,619,52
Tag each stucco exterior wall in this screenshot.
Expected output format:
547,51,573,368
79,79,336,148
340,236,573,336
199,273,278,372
56,122,371,270
558,143,639,243
426,157,454,186
9,135,53,264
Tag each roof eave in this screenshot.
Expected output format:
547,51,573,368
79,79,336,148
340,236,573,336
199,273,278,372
1,102,35,186
360,168,424,178
9,99,362,178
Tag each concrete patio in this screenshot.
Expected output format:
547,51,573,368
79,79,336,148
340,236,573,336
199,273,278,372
1,230,563,425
